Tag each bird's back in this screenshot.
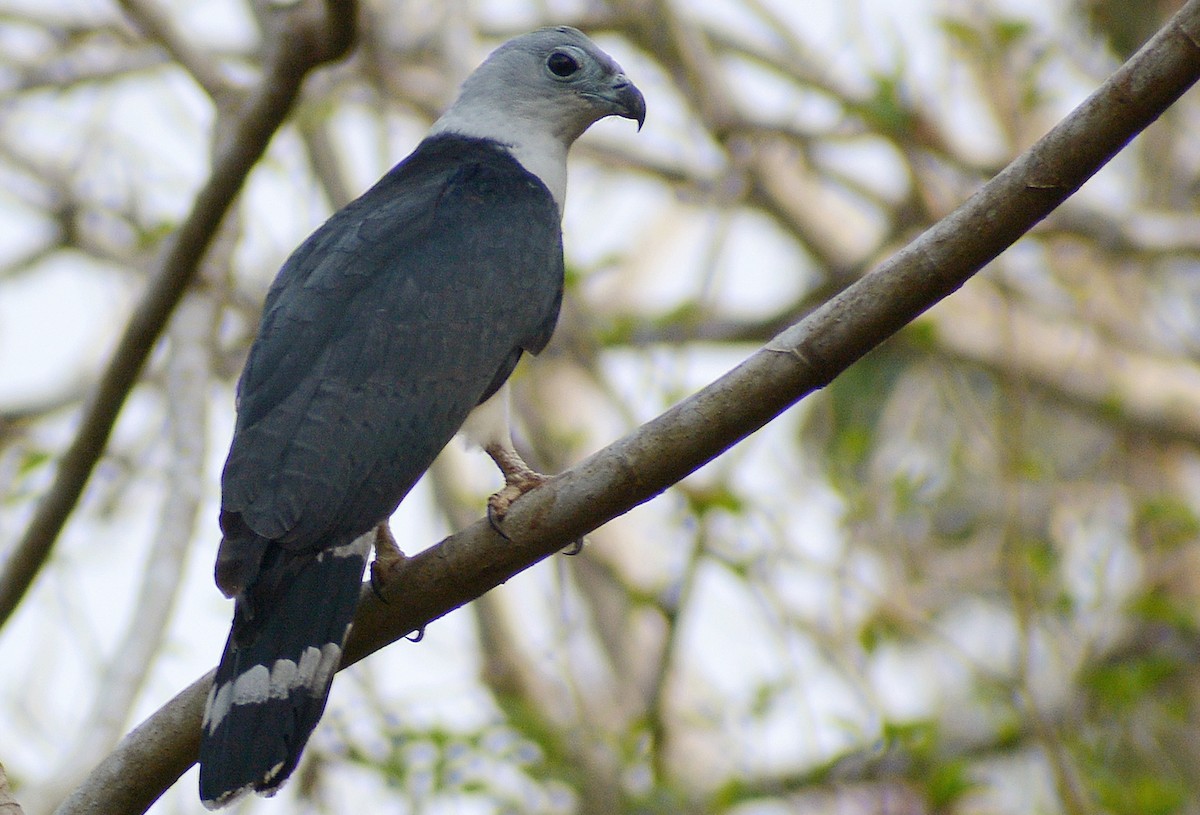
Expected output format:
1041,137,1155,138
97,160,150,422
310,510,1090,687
219,135,564,596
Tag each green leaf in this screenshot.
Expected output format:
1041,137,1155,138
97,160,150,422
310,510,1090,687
926,758,978,808
1128,588,1199,634
1136,497,1200,550
1084,655,1181,713
17,448,50,476
1094,771,1189,815
682,483,744,517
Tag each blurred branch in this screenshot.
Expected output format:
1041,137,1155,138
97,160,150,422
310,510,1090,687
1046,204,1200,255
721,616,1200,807
298,111,358,210
115,0,235,99
8,38,168,95
0,0,358,630
607,2,965,278
618,278,1200,448
54,3,1200,812
929,280,1200,443
430,454,630,814
644,512,705,783
29,290,215,814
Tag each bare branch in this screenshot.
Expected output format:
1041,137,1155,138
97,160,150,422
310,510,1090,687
26,290,218,814
115,0,236,99
928,280,1200,442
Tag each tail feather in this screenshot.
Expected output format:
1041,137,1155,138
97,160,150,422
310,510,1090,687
199,532,371,809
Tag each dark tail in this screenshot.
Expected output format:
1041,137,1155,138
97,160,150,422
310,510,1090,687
198,535,370,809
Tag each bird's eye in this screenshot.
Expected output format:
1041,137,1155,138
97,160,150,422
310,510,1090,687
547,50,581,78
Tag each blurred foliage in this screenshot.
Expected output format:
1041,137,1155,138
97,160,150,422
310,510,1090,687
1077,0,1184,58
2,1,1200,814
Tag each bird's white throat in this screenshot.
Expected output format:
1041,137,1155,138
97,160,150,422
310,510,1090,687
428,110,569,215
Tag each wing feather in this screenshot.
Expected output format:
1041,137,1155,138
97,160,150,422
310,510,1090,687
220,136,563,587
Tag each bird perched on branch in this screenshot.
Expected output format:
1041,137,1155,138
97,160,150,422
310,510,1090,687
198,26,644,808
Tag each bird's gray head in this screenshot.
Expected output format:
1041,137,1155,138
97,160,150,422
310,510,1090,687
440,26,645,141
429,26,646,209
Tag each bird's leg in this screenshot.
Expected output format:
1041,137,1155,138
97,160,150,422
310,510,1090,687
467,386,577,550
483,443,585,554
484,442,548,525
369,521,406,600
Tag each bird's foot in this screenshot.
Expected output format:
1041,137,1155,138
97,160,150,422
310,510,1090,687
484,443,549,534
369,522,406,601
486,467,547,533
483,444,580,555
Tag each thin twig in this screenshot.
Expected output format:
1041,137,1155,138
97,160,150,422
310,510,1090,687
24,291,215,814
115,0,235,99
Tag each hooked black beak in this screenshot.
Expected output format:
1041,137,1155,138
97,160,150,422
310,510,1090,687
610,75,647,130
588,74,646,131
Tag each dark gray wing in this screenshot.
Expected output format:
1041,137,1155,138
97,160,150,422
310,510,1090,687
218,135,563,594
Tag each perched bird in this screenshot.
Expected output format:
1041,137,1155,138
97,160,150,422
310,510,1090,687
198,26,645,808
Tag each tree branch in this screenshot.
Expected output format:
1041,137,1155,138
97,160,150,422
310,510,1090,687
115,0,236,100
54,3,1200,812
25,291,219,815
0,0,358,630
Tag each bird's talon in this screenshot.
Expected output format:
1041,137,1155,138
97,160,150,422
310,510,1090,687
369,563,390,602
563,537,585,556
487,501,513,540
405,627,426,643
486,467,548,537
